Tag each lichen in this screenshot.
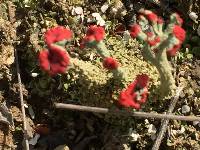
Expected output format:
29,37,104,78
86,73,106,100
64,36,159,107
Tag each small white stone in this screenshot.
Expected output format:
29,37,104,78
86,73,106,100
97,18,105,26
181,105,190,114
92,13,102,20
189,12,198,22
92,13,105,26
75,7,83,15
101,4,109,13
72,7,83,15
24,104,28,108
145,119,149,124
130,131,140,142
148,124,157,134
31,73,38,77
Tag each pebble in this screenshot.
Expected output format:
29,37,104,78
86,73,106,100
181,105,190,114
72,7,83,15
148,124,157,134
130,131,140,142
101,4,109,13
31,73,38,77
189,12,198,22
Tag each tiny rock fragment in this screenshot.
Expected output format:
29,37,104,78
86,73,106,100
24,104,28,108
181,105,190,114
130,131,140,142
75,7,83,15
101,4,109,13
72,7,83,15
145,119,149,124
189,12,198,22
31,73,39,77
148,124,157,134
91,13,105,26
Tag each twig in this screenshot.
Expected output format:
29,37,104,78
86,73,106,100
7,1,30,150
152,86,183,150
54,103,200,122
15,44,30,150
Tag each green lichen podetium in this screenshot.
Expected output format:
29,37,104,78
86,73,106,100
66,37,159,107
133,10,183,97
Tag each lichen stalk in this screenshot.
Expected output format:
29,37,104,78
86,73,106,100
130,9,186,96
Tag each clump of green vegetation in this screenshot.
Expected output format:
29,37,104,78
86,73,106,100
63,36,159,107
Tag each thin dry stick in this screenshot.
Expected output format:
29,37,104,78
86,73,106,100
7,1,30,150
54,102,200,122
15,47,30,150
152,87,183,150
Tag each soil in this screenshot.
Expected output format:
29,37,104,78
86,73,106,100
0,0,200,150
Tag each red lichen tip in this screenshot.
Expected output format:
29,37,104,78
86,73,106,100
147,36,161,46
118,74,149,109
44,26,72,47
135,74,149,88
103,57,119,70
86,25,105,42
146,32,154,37
172,25,186,43
38,49,50,72
157,17,164,24
167,44,181,56
146,12,158,22
130,24,141,38
139,9,158,23
38,45,70,76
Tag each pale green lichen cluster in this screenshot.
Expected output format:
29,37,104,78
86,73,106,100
133,9,185,96
64,36,159,107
